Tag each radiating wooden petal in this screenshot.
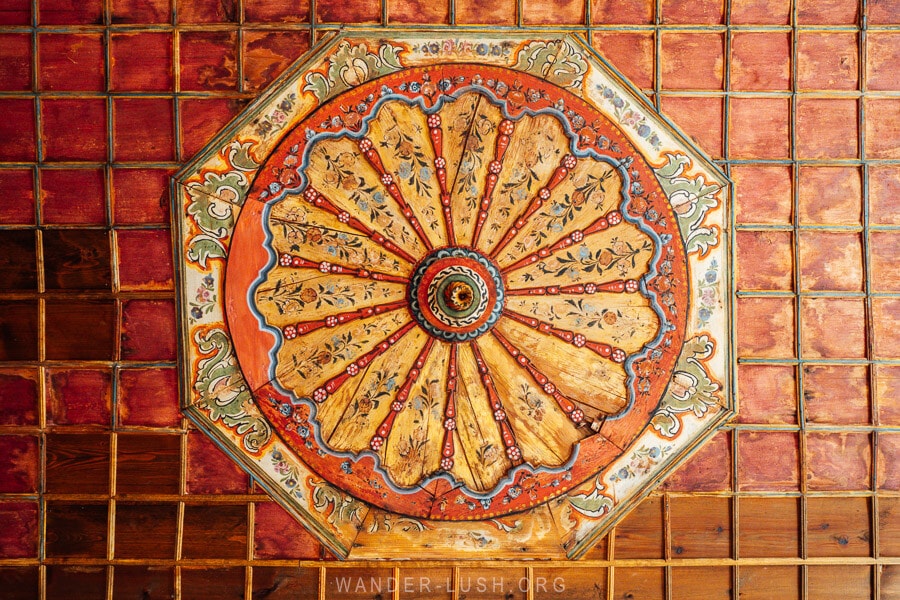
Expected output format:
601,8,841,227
324,327,429,453
495,159,624,268
255,271,406,329
306,136,426,261
365,101,447,248
452,342,513,491
441,93,502,247
473,334,588,466
494,317,628,416
477,113,568,255
275,310,412,399
504,223,655,287
504,294,659,354
382,342,450,488
268,196,412,276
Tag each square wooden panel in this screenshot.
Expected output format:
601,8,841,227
798,166,862,225
884,566,900,600
0,301,38,361
45,502,109,558
116,367,181,428
532,567,606,598
253,502,322,559
46,368,113,427
738,497,800,558
738,566,800,600
116,433,182,495
40,168,107,225
804,365,870,425
38,33,105,92
730,32,791,91
737,364,797,425
115,229,174,291
45,299,117,360
41,98,108,162
0,99,35,161
180,567,245,600
119,299,177,361
112,566,175,600
0,169,36,225
113,98,176,162
613,567,664,600
808,566,872,600
0,33,31,91
45,433,111,495
181,504,248,559
669,496,731,558
244,0,311,23
323,568,395,599
732,164,793,225
242,31,310,92
0,368,39,426
737,431,800,491
251,567,319,600
114,503,178,559
42,229,112,290
45,566,107,600
670,566,732,599
0,501,38,558
613,496,665,559
110,32,173,92
806,496,871,558
0,567,39,600
0,230,37,291
111,167,172,225
735,230,793,291
111,0,170,23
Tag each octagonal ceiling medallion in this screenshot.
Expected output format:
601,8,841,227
173,31,733,560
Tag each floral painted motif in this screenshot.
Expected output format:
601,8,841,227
189,274,217,321
310,478,366,526
513,39,589,90
367,512,427,533
412,39,514,59
304,41,403,103
595,84,662,151
531,237,653,281
194,328,272,452
568,477,615,517
271,447,302,493
609,444,673,483
253,93,297,140
697,259,721,328
654,153,723,258
185,141,258,268
651,335,722,437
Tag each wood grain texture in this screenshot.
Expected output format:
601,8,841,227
0,0,893,595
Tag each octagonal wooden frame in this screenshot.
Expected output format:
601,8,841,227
172,29,734,560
